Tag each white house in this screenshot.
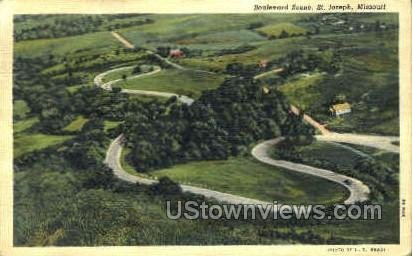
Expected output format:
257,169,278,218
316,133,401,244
330,102,352,116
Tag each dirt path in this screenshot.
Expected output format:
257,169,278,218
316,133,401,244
253,68,284,80
111,31,135,49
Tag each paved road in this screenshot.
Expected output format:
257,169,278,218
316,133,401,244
101,31,401,206
96,64,370,205
106,135,274,207
316,133,399,153
94,65,161,88
95,65,194,105
251,138,370,204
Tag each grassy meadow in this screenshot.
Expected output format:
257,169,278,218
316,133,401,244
121,148,348,204
117,69,226,97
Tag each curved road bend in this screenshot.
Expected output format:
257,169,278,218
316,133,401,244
251,138,370,204
101,31,401,205
97,64,370,205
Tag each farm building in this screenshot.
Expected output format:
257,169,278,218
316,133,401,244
262,86,270,94
169,49,185,58
330,102,352,116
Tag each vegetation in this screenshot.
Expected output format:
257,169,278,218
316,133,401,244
13,13,399,246
14,14,153,41
256,22,307,39
63,116,89,132
117,69,226,98
122,76,313,171
146,156,347,204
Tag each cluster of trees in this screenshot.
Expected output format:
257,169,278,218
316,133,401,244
122,76,313,171
105,18,154,30
14,14,152,41
13,54,134,135
279,49,342,77
247,22,264,30
224,62,262,78
216,44,256,56
256,29,318,41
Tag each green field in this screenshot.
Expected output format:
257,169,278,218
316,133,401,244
257,22,307,37
116,69,226,97
119,14,306,49
14,133,72,158
14,115,73,158
103,120,122,132
122,148,348,204
14,117,39,134
63,116,89,132
279,73,324,110
177,29,266,45
14,31,118,58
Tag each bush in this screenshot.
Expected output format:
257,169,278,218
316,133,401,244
150,177,182,196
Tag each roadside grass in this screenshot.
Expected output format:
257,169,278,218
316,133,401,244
121,147,348,204
339,143,399,171
14,133,73,158
295,141,364,170
116,69,226,98
63,116,89,132
102,68,135,83
256,22,307,37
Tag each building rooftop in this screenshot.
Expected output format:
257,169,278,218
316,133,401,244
330,102,351,112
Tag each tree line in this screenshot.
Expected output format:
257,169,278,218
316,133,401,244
122,76,314,171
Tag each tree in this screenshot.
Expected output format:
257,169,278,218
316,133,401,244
156,46,171,58
150,177,182,196
132,66,141,74
225,62,244,75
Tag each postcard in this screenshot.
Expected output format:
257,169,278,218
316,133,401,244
0,0,411,255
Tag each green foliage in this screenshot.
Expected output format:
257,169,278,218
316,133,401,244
117,69,226,98
122,76,310,171
63,116,89,132
150,177,182,196
14,133,73,158
256,23,307,39
147,156,347,204
13,100,31,120
14,14,153,41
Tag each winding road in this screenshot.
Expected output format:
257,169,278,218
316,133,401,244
95,31,401,206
